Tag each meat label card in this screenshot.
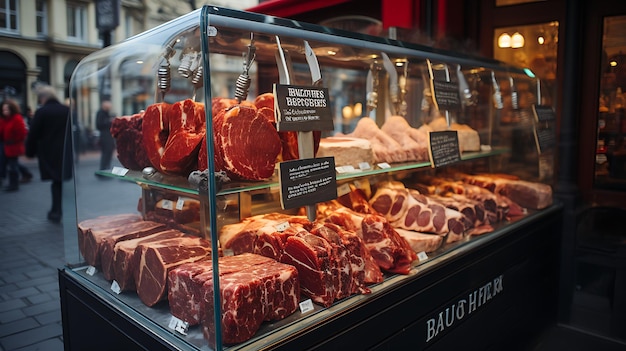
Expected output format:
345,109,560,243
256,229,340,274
273,84,334,131
428,131,461,168
279,157,337,210
430,80,461,111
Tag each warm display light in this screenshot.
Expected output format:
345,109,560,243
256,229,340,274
511,32,525,48
498,33,512,48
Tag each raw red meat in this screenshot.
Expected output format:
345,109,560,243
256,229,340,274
142,102,171,173
280,232,335,307
218,105,281,180
168,253,275,326
201,260,299,344
110,113,152,170
99,221,167,281
112,229,185,291
134,236,213,306
82,218,161,268
160,99,206,175
77,214,142,263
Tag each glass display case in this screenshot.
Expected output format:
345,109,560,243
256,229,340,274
61,6,560,351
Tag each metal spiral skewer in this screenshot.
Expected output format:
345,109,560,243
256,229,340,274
157,61,171,99
235,34,256,103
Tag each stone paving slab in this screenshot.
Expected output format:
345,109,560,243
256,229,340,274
0,153,108,351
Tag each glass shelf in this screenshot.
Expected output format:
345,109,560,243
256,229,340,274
94,147,510,197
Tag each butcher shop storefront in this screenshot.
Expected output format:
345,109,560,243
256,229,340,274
58,4,565,351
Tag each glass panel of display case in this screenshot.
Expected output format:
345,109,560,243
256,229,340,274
64,6,556,351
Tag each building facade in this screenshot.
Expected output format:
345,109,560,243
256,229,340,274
0,0,257,133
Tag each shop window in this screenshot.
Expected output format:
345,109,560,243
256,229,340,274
595,15,626,188
0,0,18,33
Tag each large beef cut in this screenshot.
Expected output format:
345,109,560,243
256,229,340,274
201,260,299,345
168,253,275,326
216,105,282,180
77,214,142,262
280,230,335,307
134,236,213,306
81,217,160,267
112,229,185,291
99,221,167,281
110,113,152,170
142,99,205,176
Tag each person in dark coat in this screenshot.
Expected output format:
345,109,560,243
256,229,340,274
96,100,115,171
25,85,72,223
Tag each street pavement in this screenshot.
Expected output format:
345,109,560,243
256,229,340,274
0,151,141,351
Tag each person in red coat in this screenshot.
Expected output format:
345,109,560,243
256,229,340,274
1,99,28,191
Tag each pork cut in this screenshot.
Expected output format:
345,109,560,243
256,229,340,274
134,236,213,306
395,228,443,253
380,116,430,162
111,229,185,291
346,117,407,163
460,173,553,210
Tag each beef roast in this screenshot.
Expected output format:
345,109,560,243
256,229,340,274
99,221,167,281
201,260,299,344
77,214,142,264
110,113,152,170
217,105,281,180
168,253,275,325
112,229,185,291
134,236,213,306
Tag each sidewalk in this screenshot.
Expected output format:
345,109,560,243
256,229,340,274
0,151,108,351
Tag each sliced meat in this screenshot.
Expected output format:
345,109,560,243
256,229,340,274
134,236,213,306
112,229,185,292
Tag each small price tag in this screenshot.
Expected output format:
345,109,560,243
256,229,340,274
176,198,185,211
358,162,371,170
299,299,314,314
335,165,356,173
274,221,290,232
168,316,189,335
86,266,97,276
223,249,234,257
377,162,391,169
110,280,121,294
111,166,129,176
417,251,429,262
337,183,351,197
161,199,174,210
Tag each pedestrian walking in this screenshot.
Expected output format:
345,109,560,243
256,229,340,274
1,99,30,191
96,99,115,171
25,85,72,222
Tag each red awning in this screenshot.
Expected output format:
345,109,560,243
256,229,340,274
246,0,354,18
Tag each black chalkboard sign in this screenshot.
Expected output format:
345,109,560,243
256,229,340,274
428,131,461,168
430,80,461,111
279,157,337,210
532,105,556,123
534,127,556,154
274,84,333,132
